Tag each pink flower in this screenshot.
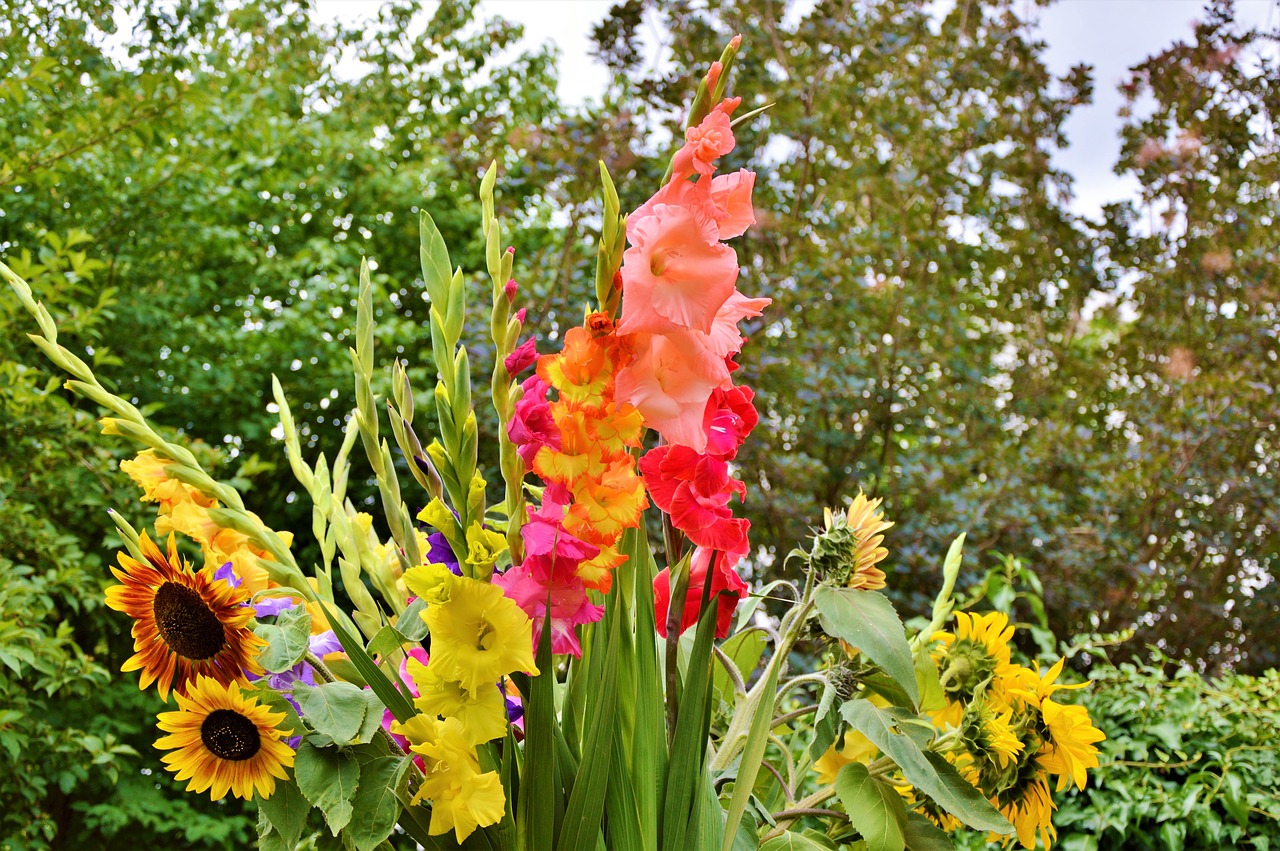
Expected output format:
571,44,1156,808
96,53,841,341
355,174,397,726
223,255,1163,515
504,278,519,302
617,200,739,336
710,170,756,239
382,648,430,759
654,543,750,639
508,375,559,466
703,385,758,459
505,338,538,376
673,107,737,179
702,291,772,360
615,333,730,451
494,500,604,657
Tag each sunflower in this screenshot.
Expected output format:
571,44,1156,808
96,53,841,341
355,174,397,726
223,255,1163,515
155,675,295,800
932,611,1020,709
841,490,893,590
105,532,264,699
991,768,1057,850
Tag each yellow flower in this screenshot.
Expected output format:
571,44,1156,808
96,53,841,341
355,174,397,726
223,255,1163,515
403,562,456,607
965,698,1026,771
120,450,216,512
425,573,538,695
105,532,264,700
814,730,878,785
464,522,507,572
1038,697,1105,792
992,770,1057,849
933,611,1020,705
154,676,295,800
395,715,506,842
406,656,509,745
840,490,893,590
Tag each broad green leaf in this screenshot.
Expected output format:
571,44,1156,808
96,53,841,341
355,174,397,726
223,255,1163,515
395,596,430,641
835,763,905,851
840,700,1010,834
255,605,313,673
294,741,360,835
348,756,410,851
913,651,946,714
293,681,369,745
903,812,954,850
815,587,918,706
321,601,416,723
256,776,311,848
759,832,833,851
357,688,388,744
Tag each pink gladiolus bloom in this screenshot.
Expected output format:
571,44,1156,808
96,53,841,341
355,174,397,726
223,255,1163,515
653,542,750,639
672,108,736,179
703,385,759,459
617,201,738,336
615,333,730,451
504,278,518,301
494,500,604,657
504,338,538,376
710,170,756,239
508,374,559,466
383,648,430,759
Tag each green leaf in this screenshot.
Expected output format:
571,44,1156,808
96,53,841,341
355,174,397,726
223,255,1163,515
255,605,313,673
294,741,360,835
840,700,1010,834
759,832,834,851
356,688,387,744
321,600,416,723
396,596,430,641
556,588,622,851
293,681,369,745
713,628,768,707
903,812,954,850
815,587,918,706
661,583,718,851
518,608,557,851
348,756,410,851
721,643,781,851
835,763,905,851
913,651,946,714
256,776,311,848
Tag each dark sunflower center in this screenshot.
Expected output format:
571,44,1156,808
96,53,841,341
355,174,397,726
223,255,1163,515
152,581,226,660
200,709,261,761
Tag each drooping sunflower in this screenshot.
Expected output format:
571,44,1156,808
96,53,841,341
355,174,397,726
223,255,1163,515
105,532,264,699
155,675,295,800
841,490,893,590
990,767,1057,850
932,611,1021,724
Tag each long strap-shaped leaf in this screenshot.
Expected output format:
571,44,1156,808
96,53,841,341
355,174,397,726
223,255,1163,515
556,590,622,851
660,583,718,851
518,618,557,850
321,601,416,723
626,525,666,851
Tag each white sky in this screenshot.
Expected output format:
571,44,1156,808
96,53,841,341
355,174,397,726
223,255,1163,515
312,0,1280,218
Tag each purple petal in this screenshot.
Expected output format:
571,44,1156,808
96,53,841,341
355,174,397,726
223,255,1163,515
254,596,296,618
308,630,344,658
213,562,240,588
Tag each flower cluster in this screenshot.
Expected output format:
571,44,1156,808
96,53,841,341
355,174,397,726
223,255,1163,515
926,612,1107,849
503,315,649,655
614,93,768,638
119,448,294,594
393,565,538,841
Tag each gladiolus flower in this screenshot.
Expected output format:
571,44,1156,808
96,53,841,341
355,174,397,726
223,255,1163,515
504,338,538,375
654,543,750,639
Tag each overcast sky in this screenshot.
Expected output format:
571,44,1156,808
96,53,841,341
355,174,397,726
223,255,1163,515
315,0,1279,218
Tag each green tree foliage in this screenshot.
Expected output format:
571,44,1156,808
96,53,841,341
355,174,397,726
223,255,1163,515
591,0,1279,671
0,0,573,845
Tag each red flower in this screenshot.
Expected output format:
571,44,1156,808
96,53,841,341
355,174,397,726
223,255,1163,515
654,543,750,639
640,445,747,551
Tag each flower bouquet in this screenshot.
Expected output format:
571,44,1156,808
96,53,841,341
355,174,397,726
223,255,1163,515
3,37,1101,851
